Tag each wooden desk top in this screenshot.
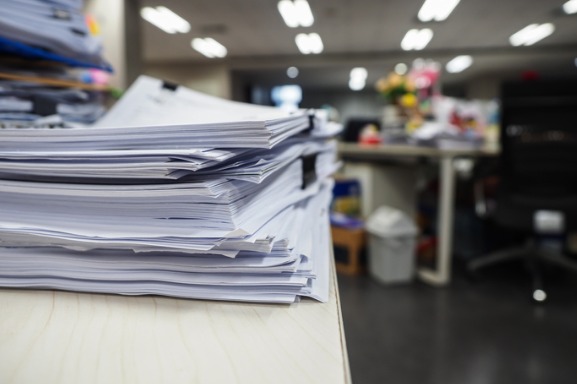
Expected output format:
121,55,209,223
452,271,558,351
338,141,500,160
0,265,350,384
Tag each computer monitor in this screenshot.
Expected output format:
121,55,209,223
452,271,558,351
341,117,381,143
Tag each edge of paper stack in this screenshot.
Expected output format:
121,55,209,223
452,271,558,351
0,75,343,304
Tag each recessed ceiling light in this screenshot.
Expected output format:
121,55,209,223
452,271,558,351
287,66,299,78
295,33,323,54
278,0,314,28
140,6,190,34
418,0,461,22
446,55,473,73
509,23,555,46
191,38,227,58
394,63,408,75
401,28,433,51
563,0,577,14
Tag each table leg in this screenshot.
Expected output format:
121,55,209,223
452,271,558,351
418,156,455,286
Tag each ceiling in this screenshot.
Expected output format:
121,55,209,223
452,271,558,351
139,0,577,91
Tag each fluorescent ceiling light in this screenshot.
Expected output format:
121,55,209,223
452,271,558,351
191,38,227,58
294,0,314,26
401,28,433,50
295,33,323,54
563,0,577,14
141,6,190,34
278,0,314,28
446,55,473,73
509,23,555,46
418,0,461,22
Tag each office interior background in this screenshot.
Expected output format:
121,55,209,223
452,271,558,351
90,1,577,383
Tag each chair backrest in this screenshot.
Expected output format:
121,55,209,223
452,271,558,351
500,80,577,198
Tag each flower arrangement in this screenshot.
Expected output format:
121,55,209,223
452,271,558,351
375,61,442,133
375,71,423,132
374,72,416,105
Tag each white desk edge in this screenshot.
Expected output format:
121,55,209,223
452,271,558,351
0,259,351,384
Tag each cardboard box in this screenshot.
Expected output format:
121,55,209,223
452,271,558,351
332,226,366,275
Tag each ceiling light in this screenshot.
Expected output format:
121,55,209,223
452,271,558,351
349,79,365,91
394,63,408,75
446,55,473,73
349,67,367,91
287,66,299,78
401,28,433,51
294,0,314,26
418,0,461,22
563,0,577,14
533,289,547,302
295,33,323,54
191,38,227,58
350,67,368,80
278,0,314,28
509,23,555,46
140,6,190,34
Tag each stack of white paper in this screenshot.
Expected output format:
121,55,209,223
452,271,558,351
0,75,341,304
0,76,106,125
0,0,110,70
0,0,111,128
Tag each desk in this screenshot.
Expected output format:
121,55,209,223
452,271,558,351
0,263,350,384
338,142,499,286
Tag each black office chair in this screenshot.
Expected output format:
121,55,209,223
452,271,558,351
468,79,577,303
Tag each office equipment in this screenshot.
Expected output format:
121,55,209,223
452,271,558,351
338,141,498,286
468,80,577,302
341,117,381,143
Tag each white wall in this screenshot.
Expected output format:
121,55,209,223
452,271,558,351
85,0,126,88
302,90,383,124
144,63,232,99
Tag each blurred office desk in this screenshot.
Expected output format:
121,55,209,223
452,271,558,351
0,264,350,384
338,141,499,286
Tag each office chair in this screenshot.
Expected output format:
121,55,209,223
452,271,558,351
468,80,577,303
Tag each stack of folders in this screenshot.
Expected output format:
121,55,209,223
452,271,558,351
0,0,111,127
0,75,343,304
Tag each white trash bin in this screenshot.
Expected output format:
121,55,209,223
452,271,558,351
366,206,418,284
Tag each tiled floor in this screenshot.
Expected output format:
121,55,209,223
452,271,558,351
337,262,577,384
